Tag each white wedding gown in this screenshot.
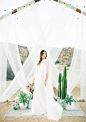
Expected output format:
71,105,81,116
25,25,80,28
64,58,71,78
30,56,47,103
28,58,63,121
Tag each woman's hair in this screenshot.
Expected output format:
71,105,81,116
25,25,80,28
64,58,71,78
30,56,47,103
37,50,47,66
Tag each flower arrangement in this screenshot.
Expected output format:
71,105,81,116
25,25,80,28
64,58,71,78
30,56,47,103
26,82,34,94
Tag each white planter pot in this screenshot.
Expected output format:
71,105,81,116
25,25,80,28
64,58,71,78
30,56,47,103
28,100,33,109
60,99,65,103
64,102,74,110
19,103,27,109
58,99,65,108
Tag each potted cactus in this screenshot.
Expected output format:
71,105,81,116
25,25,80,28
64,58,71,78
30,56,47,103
57,66,68,107
57,66,67,100
61,66,67,99
64,94,76,110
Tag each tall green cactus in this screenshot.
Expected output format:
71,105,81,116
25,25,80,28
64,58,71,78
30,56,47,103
58,66,67,99
61,66,67,99
58,73,62,98
63,66,67,77
63,66,67,98
61,76,65,99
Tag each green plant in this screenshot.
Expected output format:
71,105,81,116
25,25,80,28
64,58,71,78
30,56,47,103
64,94,76,105
63,66,67,99
12,100,20,110
21,60,24,65
17,91,33,106
61,76,65,99
53,96,57,101
29,93,33,100
58,73,62,98
26,93,33,104
18,91,28,105
61,66,67,99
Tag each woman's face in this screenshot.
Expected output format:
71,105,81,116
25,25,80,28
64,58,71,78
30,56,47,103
42,51,47,59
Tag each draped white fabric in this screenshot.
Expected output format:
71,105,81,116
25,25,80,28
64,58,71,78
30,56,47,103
0,43,7,97
80,11,86,101
0,0,86,103
0,0,33,17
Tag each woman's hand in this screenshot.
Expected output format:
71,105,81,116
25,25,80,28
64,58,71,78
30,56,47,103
31,81,34,85
32,75,35,85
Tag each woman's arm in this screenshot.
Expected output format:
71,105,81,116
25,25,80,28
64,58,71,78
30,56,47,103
44,59,49,86
32,75,35,84
32,67,37,84
44,72,48,86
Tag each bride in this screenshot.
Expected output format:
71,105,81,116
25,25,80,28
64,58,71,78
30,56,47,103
28,50,63,121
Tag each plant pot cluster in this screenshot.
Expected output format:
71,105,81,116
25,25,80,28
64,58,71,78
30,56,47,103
12,91,33,110
19,99,33,109
57,94,76,110
57,66,76,110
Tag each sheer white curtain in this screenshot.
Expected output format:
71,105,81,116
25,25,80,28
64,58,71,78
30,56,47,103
67,12,82,92
0,16,11,98
80,11,86,101
0,3,45,102
0,1,73,102
67,10,86,102
0,43,7,97
0,14,28,102
0,0,86,102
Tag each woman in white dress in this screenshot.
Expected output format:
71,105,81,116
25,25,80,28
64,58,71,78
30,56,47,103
29,50,63,121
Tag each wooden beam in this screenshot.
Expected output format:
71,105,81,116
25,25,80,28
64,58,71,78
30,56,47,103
0,0,35,20
54,0,86,16
12,9,17,14
76,8,81,13
0,0,86,20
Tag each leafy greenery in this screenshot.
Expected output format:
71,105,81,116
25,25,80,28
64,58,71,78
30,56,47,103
12,100,20,110
12,91,33,110
17,91,33,106
26,93,33,104
64,94,76,105
53,96,57,101
18,91,27,105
